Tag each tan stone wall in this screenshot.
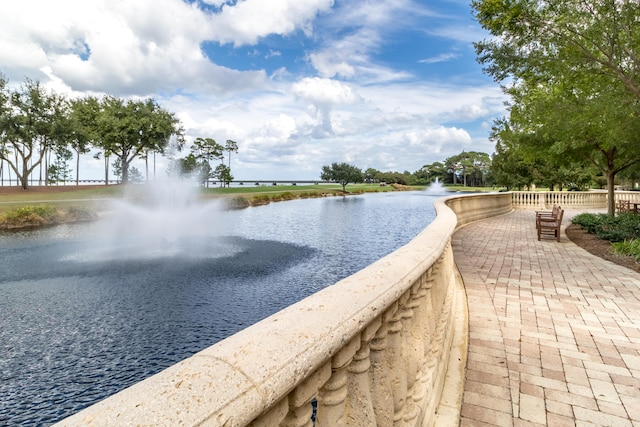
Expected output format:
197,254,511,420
444,192,512,228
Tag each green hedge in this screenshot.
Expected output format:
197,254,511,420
571,213,640,242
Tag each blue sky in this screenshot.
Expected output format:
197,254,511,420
0,0,505,180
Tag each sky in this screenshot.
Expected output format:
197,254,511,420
0,0,506,181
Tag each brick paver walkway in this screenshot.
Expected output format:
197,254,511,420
452,209,640,426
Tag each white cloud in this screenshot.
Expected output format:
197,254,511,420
155,77,503,179
291,77,361,137
306,0,420,82
0,0,269,96
428,24,491,44
292,77,359,106
419,53,460,64
0,0,507,181
207,0,335,46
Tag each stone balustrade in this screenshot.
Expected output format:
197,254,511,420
511,190,608,209
512,190,640,210
55,192,512,427
614,190,640,204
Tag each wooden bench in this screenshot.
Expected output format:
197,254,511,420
537,208,564,242
535,205,560,226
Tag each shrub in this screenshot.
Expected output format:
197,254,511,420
571,213,605,234
249,194,271,206
572,212,640,242
279,192,296,201
612,239,640,260
2,204,60,227
225,196,250,210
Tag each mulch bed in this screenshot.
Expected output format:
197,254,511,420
565,224,640,274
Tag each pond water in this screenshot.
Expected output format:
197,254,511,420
0,190,444,426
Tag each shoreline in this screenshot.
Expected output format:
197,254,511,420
0,183,419,230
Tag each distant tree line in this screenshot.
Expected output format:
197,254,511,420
321,151,496,190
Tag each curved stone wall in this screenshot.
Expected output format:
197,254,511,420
55,192,513,427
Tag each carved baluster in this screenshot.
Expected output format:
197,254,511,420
316,336,361,426
281,363,331,427
425,247,456,400
344,317,381,425
388,299,408,426
431,262,456,394
393,290,417,425
422,267,437,394
369,308,394,426
250,397,288,426
431,252,449,360
405,279,428,423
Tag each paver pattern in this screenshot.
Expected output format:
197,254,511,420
452,209,640,426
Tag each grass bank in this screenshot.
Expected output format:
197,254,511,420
0,183,420,229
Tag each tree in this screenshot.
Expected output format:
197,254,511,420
112,159,144,183
489,118,598,190
224,139,238,187
320,162,363,192
47,146,73,184
67,97,97,185
444,152,491,187
507,72,640,211
213,163,233,187
177,153,199,176
474,0,640,100
416,162,448,185
473,0,640,214
176,153,212,185
191,137,223,186
364,167,381,183
128,166,144,183
92,96,182,184
0,78,68,189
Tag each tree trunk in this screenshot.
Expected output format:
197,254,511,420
104,156,109,185
20,170,28,189
21,157,29,189
75,149,80,185
122,158,129,183
606,171,616,216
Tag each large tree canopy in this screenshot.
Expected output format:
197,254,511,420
474,0,640,95
320,162,363,192
0,78,68,189
473,0,640,214
91,96,183,183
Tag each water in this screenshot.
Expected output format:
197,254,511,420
424,179,448,196
0,189,443,426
